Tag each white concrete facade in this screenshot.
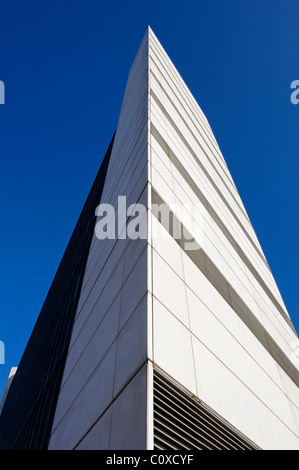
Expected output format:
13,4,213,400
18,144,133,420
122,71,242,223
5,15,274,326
48,27,299,450
0,368,17,415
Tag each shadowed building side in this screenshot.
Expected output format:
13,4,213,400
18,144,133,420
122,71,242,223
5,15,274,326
0,135,114,450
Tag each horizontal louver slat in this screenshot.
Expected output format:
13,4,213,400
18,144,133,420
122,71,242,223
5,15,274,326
154,380,242,449
153,369,257,450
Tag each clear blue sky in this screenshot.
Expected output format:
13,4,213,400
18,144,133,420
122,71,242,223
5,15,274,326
0,0,298,396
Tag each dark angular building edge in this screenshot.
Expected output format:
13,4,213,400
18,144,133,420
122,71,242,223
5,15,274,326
0,134,115,450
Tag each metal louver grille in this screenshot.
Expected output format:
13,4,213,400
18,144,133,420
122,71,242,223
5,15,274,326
153,370,258,450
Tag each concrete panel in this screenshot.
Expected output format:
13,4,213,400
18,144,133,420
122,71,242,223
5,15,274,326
109,364,147,450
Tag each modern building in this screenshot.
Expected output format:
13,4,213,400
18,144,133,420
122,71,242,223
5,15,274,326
0,368,17,415
0,27,298,450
